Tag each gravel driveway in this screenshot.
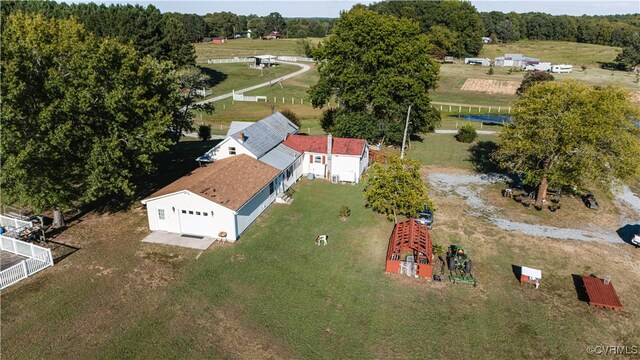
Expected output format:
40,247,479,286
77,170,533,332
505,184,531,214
428,172,640,244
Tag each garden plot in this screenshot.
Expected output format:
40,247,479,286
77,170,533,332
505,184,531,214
460,78,521,95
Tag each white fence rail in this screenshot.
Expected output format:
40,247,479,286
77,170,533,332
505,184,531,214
277,56,314,62
0,234,53,290
206,57,254,64
232,90,267,102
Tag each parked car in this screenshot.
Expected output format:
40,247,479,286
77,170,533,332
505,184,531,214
632,229,640,247
583,194,599,209
416,206,434,230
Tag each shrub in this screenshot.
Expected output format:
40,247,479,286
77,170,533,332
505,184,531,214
279,109,302,128
338,205,351,218
198,124,212,141
487,67,494,75
455,124,477,143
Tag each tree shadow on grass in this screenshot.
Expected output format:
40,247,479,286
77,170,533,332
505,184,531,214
468,140,501,173
199,66,228,88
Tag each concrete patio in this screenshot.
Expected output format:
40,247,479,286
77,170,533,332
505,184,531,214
141,231,219,250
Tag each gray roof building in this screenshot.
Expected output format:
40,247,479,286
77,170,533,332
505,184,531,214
227,112,299,158
258,143,301,170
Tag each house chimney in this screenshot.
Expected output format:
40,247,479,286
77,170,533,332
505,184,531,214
238,132,244,143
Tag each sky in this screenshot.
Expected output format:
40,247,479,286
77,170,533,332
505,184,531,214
66,0,640,17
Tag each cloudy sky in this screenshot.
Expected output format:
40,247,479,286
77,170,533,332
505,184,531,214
67,0,640,17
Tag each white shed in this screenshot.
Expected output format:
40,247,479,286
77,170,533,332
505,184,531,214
142,155,281,242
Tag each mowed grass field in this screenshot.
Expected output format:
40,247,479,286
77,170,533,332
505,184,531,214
3,137,640,359
195,38,324,63
480,40,622,66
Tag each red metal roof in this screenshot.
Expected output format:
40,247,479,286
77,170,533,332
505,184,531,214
581,276,624,309
282,134,366,156
386,219,432,264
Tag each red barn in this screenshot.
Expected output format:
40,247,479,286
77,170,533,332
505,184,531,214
212,37,226,44
385,219,433,279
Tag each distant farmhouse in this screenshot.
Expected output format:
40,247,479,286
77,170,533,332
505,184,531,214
482,37,492,44
262,31,283,40
141,113,369,242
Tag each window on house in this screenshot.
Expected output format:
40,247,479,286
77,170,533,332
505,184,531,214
228,147,236,155
188,211,194,215
181,210,186,214
314,156,322,163
158,209,165,220
196,211,201,215
286,166,292,179
269,181,274,194
203,212,208,216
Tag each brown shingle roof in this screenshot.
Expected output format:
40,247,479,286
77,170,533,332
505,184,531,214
143,155,280,211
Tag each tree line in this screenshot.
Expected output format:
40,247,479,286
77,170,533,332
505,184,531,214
481,11,640,48
156,11,335,41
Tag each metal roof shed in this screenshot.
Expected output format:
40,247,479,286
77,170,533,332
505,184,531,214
385,219,433,279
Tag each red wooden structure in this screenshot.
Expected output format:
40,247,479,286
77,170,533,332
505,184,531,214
385,219,432,279
581,276,624,309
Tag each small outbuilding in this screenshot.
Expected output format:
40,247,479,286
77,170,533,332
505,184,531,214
385,219,433,279
464,57,491,66
519,266,542,288
262,31,282,40
254,55,277,67
212,37,227,44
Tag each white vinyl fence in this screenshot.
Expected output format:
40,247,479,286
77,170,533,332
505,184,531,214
0,235,53,290
206,57,254,64
232,90,267,102
0,214,33,238
277,56,314,62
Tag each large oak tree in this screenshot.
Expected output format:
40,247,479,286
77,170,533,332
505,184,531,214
1,13,181,220
495,81,640,205
309,6,440,145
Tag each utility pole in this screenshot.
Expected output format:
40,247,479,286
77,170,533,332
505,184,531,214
400,104,412,160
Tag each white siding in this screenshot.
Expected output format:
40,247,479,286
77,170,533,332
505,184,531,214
331,155,361,183
236,181,277,236
144,191,238,240
359,147,369,179
214,138,255,161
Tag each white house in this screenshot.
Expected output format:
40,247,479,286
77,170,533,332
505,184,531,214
141,155,284,241
142,113,368,243
282,134,369,183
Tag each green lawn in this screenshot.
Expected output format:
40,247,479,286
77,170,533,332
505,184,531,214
200,62,301,100
480,40,622,66
2,138,639,359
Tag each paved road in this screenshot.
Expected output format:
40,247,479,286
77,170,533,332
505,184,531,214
195,61,312,106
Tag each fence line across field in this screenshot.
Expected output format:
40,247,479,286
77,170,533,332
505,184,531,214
431,103,511,114
0,234,54,290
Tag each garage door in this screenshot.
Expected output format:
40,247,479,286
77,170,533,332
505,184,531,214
178,209,213,236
